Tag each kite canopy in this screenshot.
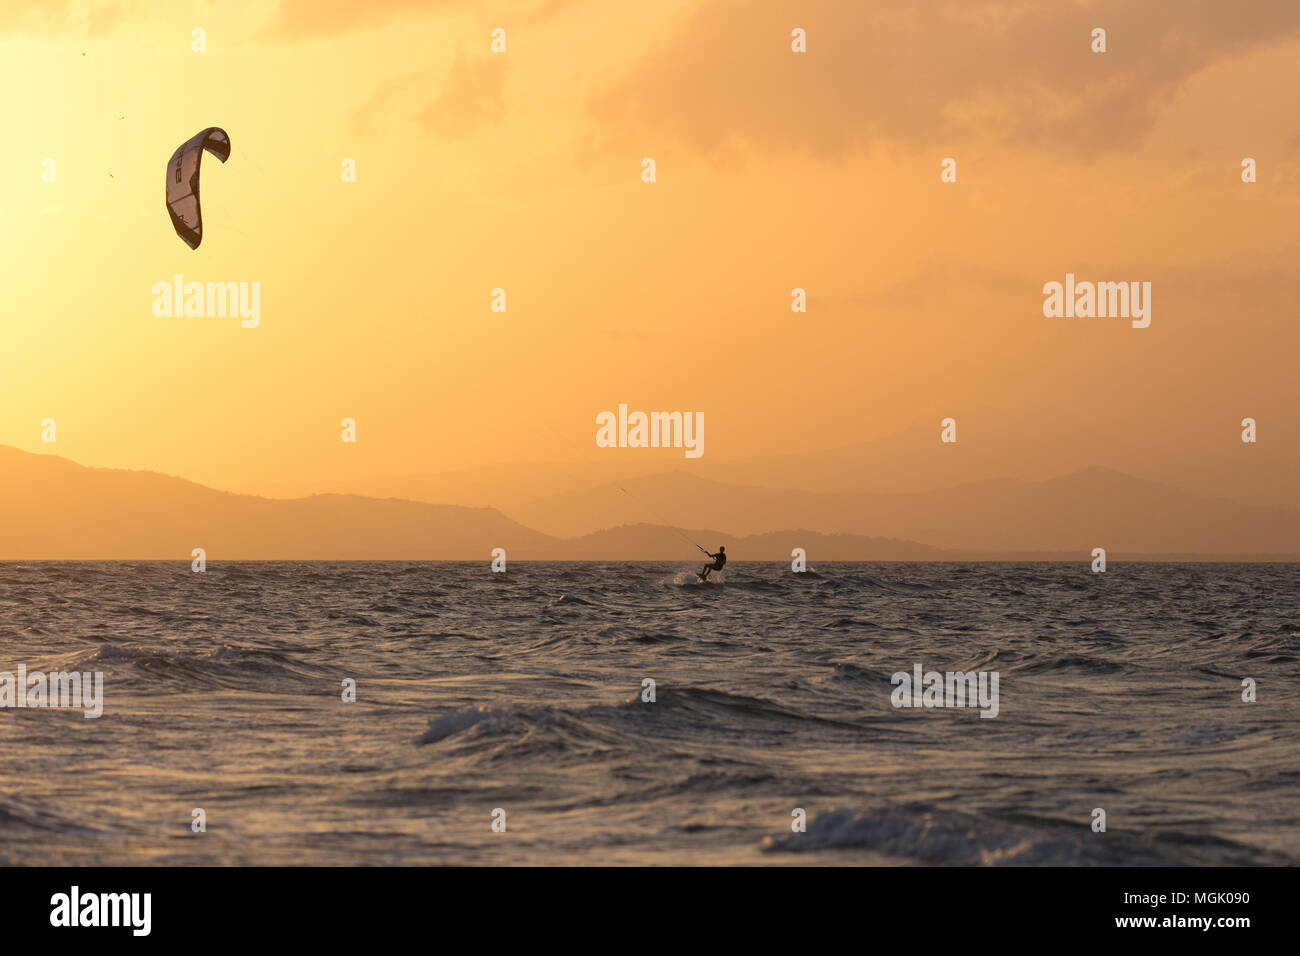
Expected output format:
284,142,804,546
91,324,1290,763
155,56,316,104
165,127,231,249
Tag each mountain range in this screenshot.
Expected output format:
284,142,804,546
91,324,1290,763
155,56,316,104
0,444,1295,560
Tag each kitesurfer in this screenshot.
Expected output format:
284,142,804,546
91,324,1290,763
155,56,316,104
700,546,726,581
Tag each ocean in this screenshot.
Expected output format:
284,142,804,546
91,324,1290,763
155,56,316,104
0,561,1296,865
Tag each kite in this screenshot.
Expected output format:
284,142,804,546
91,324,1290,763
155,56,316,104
165,127,231,249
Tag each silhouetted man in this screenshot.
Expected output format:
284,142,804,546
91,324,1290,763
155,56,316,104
700,545,726,581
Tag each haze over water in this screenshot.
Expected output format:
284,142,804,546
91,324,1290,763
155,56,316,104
1,561,1295,865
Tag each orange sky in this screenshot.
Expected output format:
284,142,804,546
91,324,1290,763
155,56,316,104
2,0,1298,495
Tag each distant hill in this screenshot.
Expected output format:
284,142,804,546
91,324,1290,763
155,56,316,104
0,446,558,559
223,459,662,508
507,467,1300,555
1,446,1295,560
689,409,1299,511
226,410,1299,515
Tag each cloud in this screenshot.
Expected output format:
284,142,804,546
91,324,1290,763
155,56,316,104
0,0,125,37
352,55,507,140
259,0,433,39
417,54,508,138
843,260,1031,313
590,0,1300,161
260,0,573,40
351,71,423,136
